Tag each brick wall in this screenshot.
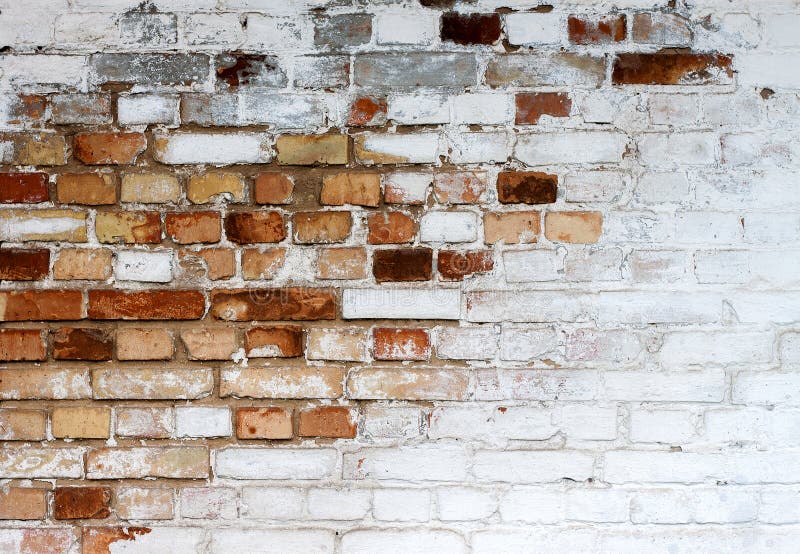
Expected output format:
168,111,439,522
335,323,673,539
0,0,798,552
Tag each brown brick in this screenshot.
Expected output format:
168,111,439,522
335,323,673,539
497,172,558,204
53,248,112,280
348,96,387,126
236,407,293,440
53,327,113,361
317,247,367,280
0,487,47,520
187,172,246,204
88,290,205,320
211,288,336,321
545,211,603,243
0,368,91,400
95,211,161,244
56,173,116,205
568,14,627,44
165,212,221,244
73,132,146,164
612,53,733,85
254,173,294,204
373,248,433,282
12,133,68,165
120,173,181,204
321,172,381,207
293,211,352,244
484,211,541,244
0,248,50,280
367,212,415,244
117,328,174,360
276,134,349,165
441,12,501,45
0,290,83,321
433,172,487,204
82,527,154,554
52,407,111,439
298,406,356,438
181,328,237,360
180,248,236,280
0,173,49,203
225,211,286,244
438,250,494,281
242,248,286,280
54,487,111,519
515,93,572,125
245,325,303,358
373,328,431,361
0,409,47,440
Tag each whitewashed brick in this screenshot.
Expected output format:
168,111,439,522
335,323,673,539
343,446,469,481
565,328,640,364
560,405,618,441
215,448,337,479
500,488,564,524
500,326,558,361
506,13,562,45
476,369,599,402
604,370,725,402
420,211,477,243
342,288,460,320
373,488,430,522
175,406,231,438
382,172,432,204
659,331,773,368
437,487,496,521
241,487,304,520
341,530,466,554
516,132,628,165
357,133,440,164
245,15,309,50
185,13,245,45
211,529,334,554
307,488,370,520
180,487,237,519
732,371,800,406
629,409,696,443
375,13,437,45
634,171,690,204
154,132,272,165
388,94,450,125
429,406,557,442
638,132,717,167
362,405,422,439
451,94,511,125
434,326,498,360
504,249,562,282
694,250,749,283
565,488,629,522
474,451,595,483
118,94,179,126
114,250,173,283
565,171,627,203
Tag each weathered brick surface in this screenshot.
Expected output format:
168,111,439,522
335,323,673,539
1,2,792,548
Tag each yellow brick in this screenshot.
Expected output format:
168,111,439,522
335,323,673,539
121,173,181,203
276,135,348,165
52,407,111,439
187,173,245,204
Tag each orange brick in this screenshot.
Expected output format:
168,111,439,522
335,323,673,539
179,248,235,280
187,172,245,204
484,211,540,244
0,290,83,321
181,328,237,360
242,248,286,280
254,173,294,204
53,248,112,280
54,487,111,519
52,407,111,439
0,329,46,361
0,487,47,520
165,211,221,244
117,328,174,360
88,290,205,320
245,325,303,358
298,406,356,438
317,247,367,279
293,211,351,244
0,409,47,440
544,211,603,243
73,132,146,164
367,212,415,244
56,173,116,205
373,328,431,361
236,407,293,439
321,172,381,207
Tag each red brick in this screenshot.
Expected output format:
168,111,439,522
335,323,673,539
293,211,352,244
367,212,415,244
373,328,431,360
179,248,235,280
211,288,336,321
348,96,387,126
254,173,294,204
515,93,572,125
236,407,293,439
166,212,222,244
88,290,205,320
95,211,162,244
0,329,46,361
298,406,356,438
0,290,83,321
0,173,49,203
612,53,734,85
373,248,433,282
54,487,111,519
225,211,286,243
568,14,627,44
56,173,116,205
438,250,494,281
245,325,304,357
82,527,153,554
497,172,558,204
53,327,113,361
0,248,50,280
73,132,146,164
441,12,501,45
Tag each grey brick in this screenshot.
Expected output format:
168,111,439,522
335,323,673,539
485,54,606,87
120,12,178,46
214,53,287,89
51,94,112,125
354,53,477,88
314,14,372,49
294,56,350,89
89,53,209,88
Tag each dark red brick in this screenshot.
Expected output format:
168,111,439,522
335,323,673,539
373,248,433,282
0,249,50,280
225,211,286,244
54,487,111,519
612,52,733,85
348,96,387,126
438,250,494,281
441,12,501,45
53,328,113,361
211,288,336,321
245,325,304,358
515,93,572,124
497,172,558,204
88,290,205,320
568,14,627,44
0,173,49,203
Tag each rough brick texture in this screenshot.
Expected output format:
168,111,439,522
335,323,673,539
0,2,795,552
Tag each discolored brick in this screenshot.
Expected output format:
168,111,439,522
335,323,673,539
293,211,352,244
225,211,286,244
211,288,336,321
215,53,287,89
568,14,627,44
53,328,113,361
367,212,415,244
298,406,356,438
373,328,431,360
73,132,146,164
0,409,47,440
245,325,304,358
433,172,487,204
545,211,603,243
236,407,293,439
315,14,372,49
88,290,205,320
515,93,572,124
0,290,83,321
497,172,558,204
0,209,87,242
373,248,433,282
484,211,541,244
0,248,50,280
321,173,381,207
348,96,387,126
12,133,68,165
0,368,91,400
54,248,112,280
166,212,221,244
0,173,49,203
56,173,116,205
95,211,161,244
180,248,236,280
276,134,349,165
187,173,246,204
117,328,174,360
441,12,501,45
242,248,286,280
0,488,47,520
612,53,734,85
317,247,368,279
254,173,294,204
54,487,111,519
81,527,155,554
632,13,692,45
438,250,494,281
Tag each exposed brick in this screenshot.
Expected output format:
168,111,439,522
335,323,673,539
166,212,222,244
117,328,174,360
484,211,541,244
53,248,112,280
368,212,415,244
0,488,47,520
86,446,209,479
298,406,357,438
321,173,381,207
52,94,111,124
515,93,572,124
56,173,116,205
0,329,45,361
88,290,205,320
95,211,161,244
187,173,246,204
52,407,110,439
0,290,83,321
73,132,146,165
612,53,734,85
373,248,433,282
81,527,156,554
181,328,237,361
242,248,286,280
317,247,368,279
0,248,50,280
11,133,68,165
254,173,294,204
211,288,336,321
545,211,603,243
180,248,236,280
0,368,91,400
438,250,494,281
215,53,286,89
349,96,387,127
441,12,501,45
225,211,286,243
220,366,344,399
236,407,293,439
245,325,304,358
632,13,692,45
276,135,349,165
374,328,431,360
568,14,627,44
53,327,113,361
497,172,558,204
348,368,470,400
120,173,181,204
54,487,111,519
293,211,352,244
433,172,487,204
93,369,213,400
0,173,49,203
0,409,47,440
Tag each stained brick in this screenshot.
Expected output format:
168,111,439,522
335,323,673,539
236,407,293,439
568,14,627,44
298,406,357,438
73,132,146,165
0,248,50,280
0,329,45,361
187,173,246,204
245,325,304,358
0,173,49,203
276,135,349,165
438,250,494,281
373,328,431,360
321,173,381,207
220,367,344,399
54,249,112,280
348,96,387,127
181,328,237,361
90,53,210,87
545,211,603,243
293,211,352,244
515,93,572,124
0,290,83,321
373,248,433,282
433,172,488,204
211,288,336,321
53,327,113,361
612,53,734,85
11,133,68,165
242,248,286,280
368,212,415,244
166,212,222,244
497,172,558,204
54,487,111,519
56,173,116,205
441,12,501,45
0,209,87,242
254,173,294,204
317,247,368,279
0,368,91,400
484,211,541,244
315,14,373,49
88,290,205,320
215,53,287,89
225,211,286,244
95,211,161,244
